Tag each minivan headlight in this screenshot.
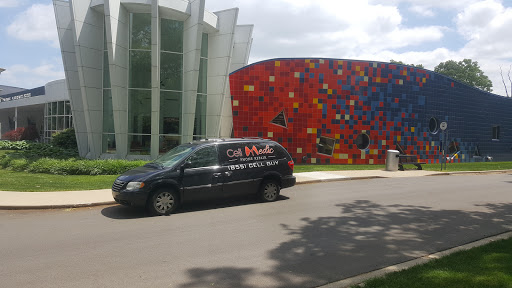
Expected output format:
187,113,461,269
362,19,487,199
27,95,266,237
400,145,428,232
125,181,145,191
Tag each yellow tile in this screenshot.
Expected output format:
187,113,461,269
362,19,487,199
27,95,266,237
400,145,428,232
335,133,340,139
295,72,300,78
307,128,312,133
348,159,353,164
369,159,374,164
312,128,317,133
334,154,339,159
423,78,426,83
233,100,239,106
328,89,332,94
411,127,415,132
338,60,343,65
275,61,280,66
317,104,323,109
426,145,429,151
335,144,339,149
376,77,381,83
345,115,350,120
267,132,273,137
360,71,364,76
297,148,302,153
356,66,360,71
244,85,249,91
289,92,294,98
313,98,318,104
403,70,407,76
293,102,299,108
305,59,310,63
397,136,401,141
269,76,275,82
311,158,316,164
310,63,315,68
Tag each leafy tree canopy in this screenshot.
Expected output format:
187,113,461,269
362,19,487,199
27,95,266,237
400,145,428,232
389,59,424,69
434,59,493,92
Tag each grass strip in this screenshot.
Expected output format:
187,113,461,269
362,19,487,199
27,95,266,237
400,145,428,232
356,237,512,288
0,169,117,192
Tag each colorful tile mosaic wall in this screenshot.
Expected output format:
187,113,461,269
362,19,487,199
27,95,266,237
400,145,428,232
229,58,512,165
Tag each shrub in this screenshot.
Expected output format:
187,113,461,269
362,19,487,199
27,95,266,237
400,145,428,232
2,127,25,141
51,128,78,150
8,158,30,171
25,158,147,175
0,140,30,150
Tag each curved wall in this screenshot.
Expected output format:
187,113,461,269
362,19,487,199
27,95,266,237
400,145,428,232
229,58,512,164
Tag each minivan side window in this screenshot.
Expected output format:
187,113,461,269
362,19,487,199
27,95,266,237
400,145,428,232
186,145,219,168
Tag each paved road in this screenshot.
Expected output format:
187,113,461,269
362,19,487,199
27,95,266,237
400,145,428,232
1,174,511,288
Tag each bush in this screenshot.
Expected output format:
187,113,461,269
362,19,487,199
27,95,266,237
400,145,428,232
8,158,30,171
0,140,30,150
51,128,78,150
25,158,147,175
2,127,25,141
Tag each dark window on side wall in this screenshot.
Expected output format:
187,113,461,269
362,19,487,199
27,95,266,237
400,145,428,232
492,126,500,140
318,136,335,156
355,133,370,150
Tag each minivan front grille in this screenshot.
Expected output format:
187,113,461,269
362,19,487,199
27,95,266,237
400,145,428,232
112,180,126,192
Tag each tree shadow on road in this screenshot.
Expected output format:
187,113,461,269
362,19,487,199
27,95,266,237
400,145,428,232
179,200,512,288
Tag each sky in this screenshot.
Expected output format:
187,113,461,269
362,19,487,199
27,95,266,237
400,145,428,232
1,0,512,96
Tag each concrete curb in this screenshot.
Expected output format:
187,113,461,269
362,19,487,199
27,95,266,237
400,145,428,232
318,231,512,288
295,176,384,185
0,201,116,210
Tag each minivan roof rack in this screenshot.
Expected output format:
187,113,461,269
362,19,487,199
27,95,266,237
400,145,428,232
241,137,268,140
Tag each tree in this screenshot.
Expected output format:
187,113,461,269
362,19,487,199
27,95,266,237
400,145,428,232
389,59,424,69
434,59,493,92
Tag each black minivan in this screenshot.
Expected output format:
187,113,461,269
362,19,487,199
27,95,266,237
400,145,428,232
112,138,296,215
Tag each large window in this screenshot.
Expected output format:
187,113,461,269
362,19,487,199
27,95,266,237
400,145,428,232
102,24,115,154
193,33,208,140
159,18,184,153
44,101,73,142
128,13,152,154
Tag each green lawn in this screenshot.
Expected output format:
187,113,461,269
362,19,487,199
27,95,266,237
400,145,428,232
0,169,117,192
356,237,512,288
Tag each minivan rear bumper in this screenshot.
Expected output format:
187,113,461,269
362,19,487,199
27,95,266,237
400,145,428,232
281,175,296,189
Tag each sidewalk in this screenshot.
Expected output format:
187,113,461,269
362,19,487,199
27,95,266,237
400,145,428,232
0,169,508,210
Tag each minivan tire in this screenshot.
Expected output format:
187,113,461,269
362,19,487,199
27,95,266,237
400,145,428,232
147,189,179,216
259,179,280,202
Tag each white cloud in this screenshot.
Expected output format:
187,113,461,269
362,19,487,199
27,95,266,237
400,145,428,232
0,0,24,8
6,3,60,47
1,59,65,89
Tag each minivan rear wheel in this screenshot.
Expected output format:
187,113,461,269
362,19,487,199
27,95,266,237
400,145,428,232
259,179,280,202
147,189,179,216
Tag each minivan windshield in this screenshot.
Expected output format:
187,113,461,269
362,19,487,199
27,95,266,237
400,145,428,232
151,144,195,168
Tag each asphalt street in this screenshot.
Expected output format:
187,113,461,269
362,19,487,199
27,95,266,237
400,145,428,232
1,173,511,288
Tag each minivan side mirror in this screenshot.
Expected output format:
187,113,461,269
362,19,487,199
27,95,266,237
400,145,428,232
181,161,192,172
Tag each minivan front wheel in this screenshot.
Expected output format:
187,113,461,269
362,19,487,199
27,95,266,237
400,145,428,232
147,189,179,216
259,180,280,202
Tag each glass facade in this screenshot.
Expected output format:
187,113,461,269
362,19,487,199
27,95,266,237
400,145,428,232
159,18,184,153
103,23,115,154
193,33,208,139
129,13,152,155
44,101,73,142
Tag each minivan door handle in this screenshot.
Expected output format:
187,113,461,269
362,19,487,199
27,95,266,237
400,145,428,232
224,171,232,177
213,173,222,178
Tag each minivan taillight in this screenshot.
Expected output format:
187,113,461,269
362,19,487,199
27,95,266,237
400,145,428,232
288,160,294,171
